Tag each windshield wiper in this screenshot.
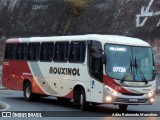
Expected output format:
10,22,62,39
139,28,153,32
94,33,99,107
121,56,133,83
121,57,148,84
134,57,148,84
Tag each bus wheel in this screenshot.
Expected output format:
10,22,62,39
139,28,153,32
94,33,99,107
79,89,88,111
24,82,34,101
119,105,128,111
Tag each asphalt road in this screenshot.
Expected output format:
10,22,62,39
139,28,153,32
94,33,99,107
0,66,160,120
0,89,160,120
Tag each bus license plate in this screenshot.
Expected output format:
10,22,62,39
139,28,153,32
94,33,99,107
129,98,138,102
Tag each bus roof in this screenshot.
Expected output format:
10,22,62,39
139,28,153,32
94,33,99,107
6,34,150,47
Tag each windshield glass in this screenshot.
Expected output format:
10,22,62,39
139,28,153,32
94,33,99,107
105,44,154,81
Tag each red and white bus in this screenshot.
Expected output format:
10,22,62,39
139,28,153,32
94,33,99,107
2,34,156,111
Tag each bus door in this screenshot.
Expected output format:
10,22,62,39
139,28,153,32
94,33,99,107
88,40,103,103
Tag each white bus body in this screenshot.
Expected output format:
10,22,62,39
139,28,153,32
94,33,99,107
2,34,156,111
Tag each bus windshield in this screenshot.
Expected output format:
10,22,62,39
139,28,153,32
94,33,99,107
105,44,155,82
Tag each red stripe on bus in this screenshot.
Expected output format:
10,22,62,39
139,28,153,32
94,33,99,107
2,60,46,95
62,89,73,99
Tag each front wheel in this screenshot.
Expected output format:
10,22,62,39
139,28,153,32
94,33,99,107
80,89,89,110
119,104,128,111
73,88,89,110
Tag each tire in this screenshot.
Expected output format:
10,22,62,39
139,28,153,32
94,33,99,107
119,104,128,111
73,87,89,110
79,89,88,111
24,82,35,101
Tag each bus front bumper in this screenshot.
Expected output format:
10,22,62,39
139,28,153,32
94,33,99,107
103,92,155,105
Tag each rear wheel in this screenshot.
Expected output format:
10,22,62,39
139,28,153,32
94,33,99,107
24,82,33,101
24,82,41,101
119,104,128,111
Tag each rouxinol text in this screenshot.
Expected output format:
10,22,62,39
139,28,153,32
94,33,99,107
49,67,80,76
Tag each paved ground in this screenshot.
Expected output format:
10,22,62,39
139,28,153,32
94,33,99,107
0,65,160,120
0,89,160,120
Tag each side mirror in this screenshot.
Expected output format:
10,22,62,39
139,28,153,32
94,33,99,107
91,53,106,64
91,53,102,58
102,54,106,64
90,47,103,53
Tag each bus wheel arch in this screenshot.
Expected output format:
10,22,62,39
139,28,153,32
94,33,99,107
23,80,33,101
23,79,41,101
23,80,34,101
73,85,89,110
23,79,31,91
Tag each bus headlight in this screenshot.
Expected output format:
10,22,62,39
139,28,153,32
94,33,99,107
148,91,154,97
150,98,154,103
105,86,118,96
105,96,112,102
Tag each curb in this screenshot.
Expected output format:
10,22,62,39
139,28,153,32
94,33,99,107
0,86,7,90
0,101,10,111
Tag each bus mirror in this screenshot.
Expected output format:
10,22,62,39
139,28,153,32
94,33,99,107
91,53,102,58
91,53,106,64
90,47,96,53
90,47,103,54
102,54,106,64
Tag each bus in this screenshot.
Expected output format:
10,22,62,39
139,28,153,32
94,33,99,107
2,34,156,111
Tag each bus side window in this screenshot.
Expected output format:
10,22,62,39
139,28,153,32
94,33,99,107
88,40,103,81
16,43,28,60
69,41,86,63
54,42,69,62
27,43,40,61
40,42,54,62
5,44,16,60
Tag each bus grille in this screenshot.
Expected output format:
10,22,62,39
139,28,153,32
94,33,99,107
121,93,144,96
116,98,148,103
